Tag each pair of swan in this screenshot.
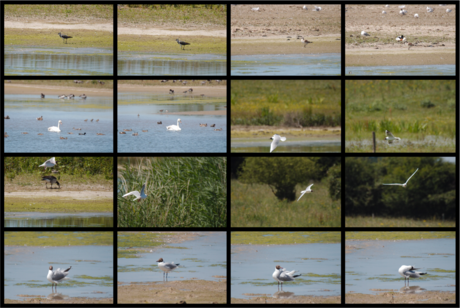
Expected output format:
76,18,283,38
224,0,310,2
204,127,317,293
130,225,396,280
48,120,62,132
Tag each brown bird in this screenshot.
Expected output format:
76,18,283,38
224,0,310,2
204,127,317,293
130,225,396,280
142,130,148,132
96,119,99,122
123,129,132,131
119,131,126,134
84,119,88,122
5,115,10,119
157,121,162,124
37,133,43,136
60,137,68,139
68,132,73,134
215,128,222,131
132,132,138,136
210,124,216,127
4,132,9,137
97,133,105,135
22,132,28,134
91,119,93,122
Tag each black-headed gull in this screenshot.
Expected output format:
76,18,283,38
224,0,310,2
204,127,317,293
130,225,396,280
361,31,370,36
41,176,60,189
382,168,418,188
272,265,301,288
270,134,286,153
122,184,147,202
47,266,72,290
384,130,401,143
39,157,56,170
297,184,313,201
399,265,427,285
157,258,180,279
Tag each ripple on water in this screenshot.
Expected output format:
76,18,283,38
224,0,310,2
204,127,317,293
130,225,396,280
346,65,455,76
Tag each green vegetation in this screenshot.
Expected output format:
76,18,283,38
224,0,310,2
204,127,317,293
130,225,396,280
346,231,455,241
346,216,455,228
345,33,456,46
4,197,112,213
345,157,455,225
231,232,340,245
231,80,341,127
4,231,113,246
346,80,456,152
5,79,113,89
5,4,113,21
118,157,226,227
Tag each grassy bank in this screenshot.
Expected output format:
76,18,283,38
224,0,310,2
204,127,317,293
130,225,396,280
346,231,454,241
231,80,341,127
5,4,113,22
4,231,113,246
231,232,340,245
5,197,112,213
346,216,455,228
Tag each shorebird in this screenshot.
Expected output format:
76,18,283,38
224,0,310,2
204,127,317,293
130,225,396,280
157,258,180,280
382,168,419,188
399,265,427,285
396,35,406,43
361,31,370,36
414,13,419,18
297,184,314,201
123,184,147,202
406,42,415,50
300,37,313,47
169,89,174,94
273,265,301,288
58,32,73,44
41,93,45,98
270,134,286,153
47,266,71,290
79,94,87,99
176,38,190,50
384,130,401,143
42,176,60,189
40,157,57,170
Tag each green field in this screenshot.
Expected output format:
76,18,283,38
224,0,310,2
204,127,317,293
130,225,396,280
345,80,456,152
346,216,455,228
346,231,455,241
231,180,341,227
231,80,341,127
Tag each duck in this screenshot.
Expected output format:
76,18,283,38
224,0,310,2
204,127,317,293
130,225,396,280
22,132,28,134
38,133,43,135
214,128,222,131
142,130,148,132
5,115,10,119
84,119,88,122
90,119,93,122
199,123,207,127
157,121,162,124
123,129,132,131
41,176,60,189
60,137,67,140
96,133,105,135
41,93,45,98
119,131,126,134
79,132,86,135
68,132,73,134
4,132,9,137
132,132,139,136
96,119,99,122
79,94,87,99
396,35,406,43
210,124,216,127
48,120,63,132
58,95,67,99
169,89,174,94
167,119,182,131
36,116,43,121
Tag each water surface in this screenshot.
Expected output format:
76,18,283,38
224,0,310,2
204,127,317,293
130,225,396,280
346,65,455,76
4,212,113,228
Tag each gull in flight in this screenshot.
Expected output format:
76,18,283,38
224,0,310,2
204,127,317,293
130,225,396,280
385,130,401,143
399,265,427,285
270,134,286,153
47,266,72,290
157,258,180,280
382,168,419,188
297,184,314,201
39,157,56,170
123,183,147,202
272,265,301,288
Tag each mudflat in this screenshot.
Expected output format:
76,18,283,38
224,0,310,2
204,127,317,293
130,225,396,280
5,84,112,97
346,291,455,304
232,295,341,304
118,84,226,97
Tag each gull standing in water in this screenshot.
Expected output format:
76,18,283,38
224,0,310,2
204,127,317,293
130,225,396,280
272,265,301,288
157,258,180,280
382,168,419,188
297,184,314,201
39,157,57,170
399,265,427,285
122,183,147,202
270,134,286,153
47,266,72,290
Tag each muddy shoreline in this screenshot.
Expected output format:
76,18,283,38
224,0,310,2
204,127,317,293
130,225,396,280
5,84,112,97
346,291,455,304
231,295,341,304
118,84,226,97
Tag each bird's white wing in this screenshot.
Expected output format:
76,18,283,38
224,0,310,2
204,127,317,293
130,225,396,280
307,184,314,190
386,130,395,138
382,183,403,185
123,191,141,198
404,168,419,184
270,139,279,153
49,157,56,164
297,191,307,201
280,137,286,142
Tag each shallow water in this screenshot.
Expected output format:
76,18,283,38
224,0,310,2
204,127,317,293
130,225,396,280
5,46,113,76
232,140,341,153
346,65,455,76
4,245,113,301
118,52,226,75
118,232,226,283
231,242,341,299
4,95,113,153
231,53,341,76
118,92,226,153
346,238,455,295
4,212,113,228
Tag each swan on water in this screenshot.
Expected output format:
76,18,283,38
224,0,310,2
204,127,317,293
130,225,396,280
48,120,63,132
167,119,182,131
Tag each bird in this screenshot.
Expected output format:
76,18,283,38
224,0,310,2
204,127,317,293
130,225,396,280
68,94,75,99
214,128,222,131
382,11,386,14
273,265,301,288
119,131,126,134
382,168,419,188
47,266,71,290
58,32,73,44
406,42,415,50
414,13,419,18
58,95,67,99
167,119,182,131
36,116,43,121
446,9,452,13
96,119,99,122
22,132,28,134
176,39,190,50
84,119,88,122
37,133,43,136
300,37,313,48
4,132,9,137
41,176,60,189
40,93,45,98
132,132,138,136
169,89,174,94
270,134,286,153
142,130,148,132
210,124,216,127
199,123,207,127
79,94,87,99
122,184,147,202
361,31,370,36
251,7,259,11
157,121,162,124
396,35,406,43
96,133,105,135
400,9,407,15
313,6,321,11
123,129,132,131
384,130,401,143
399,265,427,285
48,120,63,132
39,157,57,170
303,5,307,10
297,184,314,201
79,132,86,135
157,258,180,279
5,115,10,119
91,119,93,122
188,88,193,93
68,132,73,134
426,7,434,13
60,137,67,139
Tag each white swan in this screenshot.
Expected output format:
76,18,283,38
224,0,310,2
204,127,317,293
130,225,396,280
297,184,314,201
48,120,62,132
167,119,182,131
382,168,419,188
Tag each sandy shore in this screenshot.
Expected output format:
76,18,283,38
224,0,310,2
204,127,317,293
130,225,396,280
232,295,341,304
118,84,226,97
5,298,112,304
345,4,456,66
118,27,225,37
5,21,113,32
346,291,455,304
5,84,112,97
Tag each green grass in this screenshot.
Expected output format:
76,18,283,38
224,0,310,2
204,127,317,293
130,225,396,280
4,231,113,246
5,197,112,213
346,216,455,228
231,80,341,127
231,180,341,227
346,231,455,241
231,232,340,245
346,80,456,152
118,157,226,227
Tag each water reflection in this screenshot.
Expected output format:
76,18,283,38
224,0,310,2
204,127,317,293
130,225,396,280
4,212,113,227
399,286,426,294
273,291,295,298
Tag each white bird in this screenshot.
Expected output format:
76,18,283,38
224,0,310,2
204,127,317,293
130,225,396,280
414,13,419,18
384,130,401,143
270,134,286,153
48,120,62,132
157,258,180,279
313,6,321,11
297,184,314,201
399,265,427,284
361,31,370,36
385,5,389,8
382,168,419,188
446,9,452,13
396,35,406,43
167,118,182,131
251,7,259,11
39,157,57,170
382,11,387,14
427,7,434,13
122,184,147,202
399,9,407,15
273,265,301,287
47,266,71,290
58,95,67,99
302,5,307,10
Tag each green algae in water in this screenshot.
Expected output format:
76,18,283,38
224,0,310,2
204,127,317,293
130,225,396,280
231,232,340,245
118,232,175,248
345,231,455,241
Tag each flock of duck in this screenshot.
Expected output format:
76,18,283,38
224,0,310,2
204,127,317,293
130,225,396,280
39,93,87,100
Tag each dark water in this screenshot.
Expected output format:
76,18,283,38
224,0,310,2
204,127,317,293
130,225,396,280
4,212,113,228
232,141,341,153
346,65,455,76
